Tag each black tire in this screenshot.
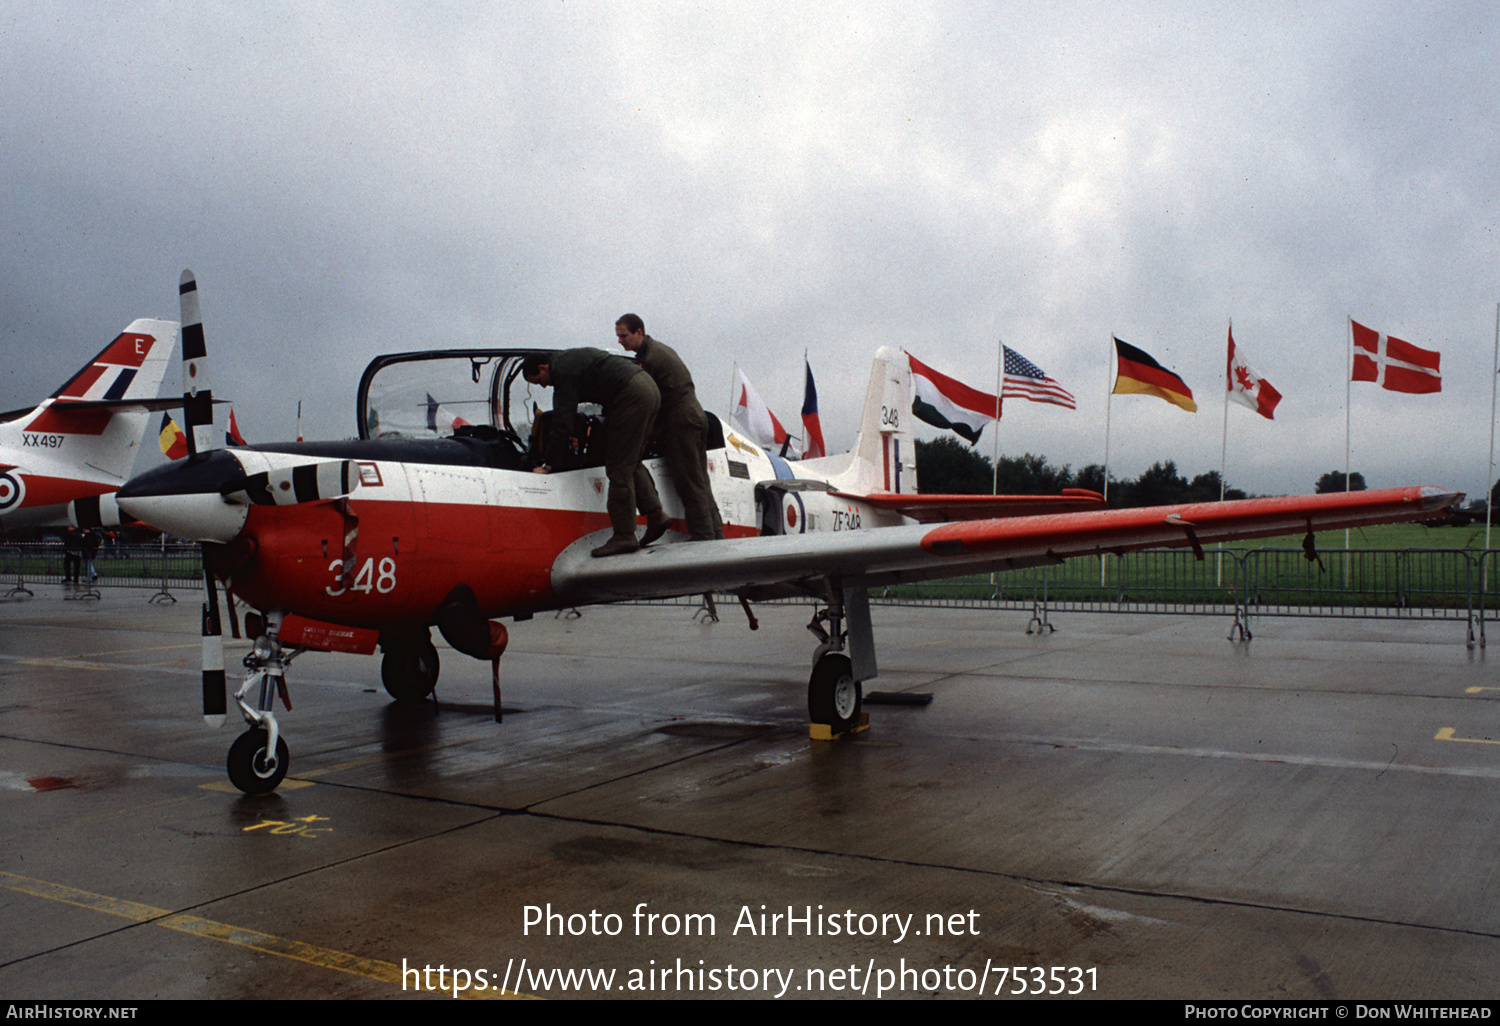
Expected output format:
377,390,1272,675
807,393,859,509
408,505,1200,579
808,653,862,733
227,728,289,795
382,640,440,701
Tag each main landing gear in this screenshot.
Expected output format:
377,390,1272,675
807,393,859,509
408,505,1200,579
805,583,870,740
808,652,862,736
380,630,440,702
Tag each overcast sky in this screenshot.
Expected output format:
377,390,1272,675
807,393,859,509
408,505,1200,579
3,1,1496,499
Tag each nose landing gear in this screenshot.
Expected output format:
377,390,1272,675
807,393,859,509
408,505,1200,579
226,615,303,795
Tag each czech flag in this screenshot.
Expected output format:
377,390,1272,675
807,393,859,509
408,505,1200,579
801,360,826,459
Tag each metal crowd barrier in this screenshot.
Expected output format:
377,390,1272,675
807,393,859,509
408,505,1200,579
869,547,1491,647
0,542,204,602
5,540,1499,648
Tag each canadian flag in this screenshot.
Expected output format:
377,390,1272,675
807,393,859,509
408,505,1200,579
1226,326,1282,420
1350,320,1441,394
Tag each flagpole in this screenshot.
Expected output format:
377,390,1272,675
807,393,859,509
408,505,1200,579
1488,303,1499,551
1103,336,1114,505
991,339,1003,496
1345,316,1353,554
729,360,739,428
1220,320,1231,503
1102,335,1114,587
1219,321,1231,588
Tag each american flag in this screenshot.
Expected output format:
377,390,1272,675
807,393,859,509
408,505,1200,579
1001,346,1075,409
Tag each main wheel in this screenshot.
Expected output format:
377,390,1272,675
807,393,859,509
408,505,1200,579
808,653,862,734
382,639,440,701
227,728,289,795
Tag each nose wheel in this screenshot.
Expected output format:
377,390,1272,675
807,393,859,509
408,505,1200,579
222,621,301,794
227,728,289,795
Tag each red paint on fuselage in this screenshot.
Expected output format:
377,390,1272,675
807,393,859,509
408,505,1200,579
16,474,115,509
222,496,610,629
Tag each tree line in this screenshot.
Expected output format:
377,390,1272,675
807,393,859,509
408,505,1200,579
915,437,1371,507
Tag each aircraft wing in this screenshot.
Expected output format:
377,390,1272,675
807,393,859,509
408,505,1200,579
838,488,1105,523
551,486,1460,605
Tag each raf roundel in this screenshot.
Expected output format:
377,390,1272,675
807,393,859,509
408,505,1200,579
0,471,24,512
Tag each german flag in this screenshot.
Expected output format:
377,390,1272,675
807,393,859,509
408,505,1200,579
1112,338,1196,412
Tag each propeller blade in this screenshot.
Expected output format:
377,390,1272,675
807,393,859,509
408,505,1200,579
218,460,360,506
202,569,226,728
67,492,122,529
179,270,215,458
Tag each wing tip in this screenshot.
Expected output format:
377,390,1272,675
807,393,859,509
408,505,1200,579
1418,487,1463,512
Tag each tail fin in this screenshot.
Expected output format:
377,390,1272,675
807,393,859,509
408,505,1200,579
47,319,178,406
8,318,178,480
837,346,917,495
0,318,178,529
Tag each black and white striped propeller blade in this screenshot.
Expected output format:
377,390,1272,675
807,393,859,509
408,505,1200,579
180,270,215,457
219,460,360,506
202,571,226,728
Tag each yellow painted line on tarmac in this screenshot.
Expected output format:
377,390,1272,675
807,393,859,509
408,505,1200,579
1434,727,1500,745
0,870,535,999
199,778,315,792
1463,686,1500,694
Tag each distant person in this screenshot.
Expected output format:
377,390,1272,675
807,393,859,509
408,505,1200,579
614,314,723,541
521,349,669,557
83,529,101,583
61,528,83,585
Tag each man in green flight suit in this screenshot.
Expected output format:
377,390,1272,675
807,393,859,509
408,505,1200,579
522,348,671,557
614,315,724,541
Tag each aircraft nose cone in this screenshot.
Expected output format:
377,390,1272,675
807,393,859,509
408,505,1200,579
117,452,251,543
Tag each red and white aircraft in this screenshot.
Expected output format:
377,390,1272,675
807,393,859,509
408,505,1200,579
0,319,178,532
116,272,1460,793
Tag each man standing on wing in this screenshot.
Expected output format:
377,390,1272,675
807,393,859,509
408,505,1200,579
522,348,670,557
615,314,724,541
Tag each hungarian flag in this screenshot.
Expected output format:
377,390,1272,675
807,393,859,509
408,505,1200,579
732,369,796,455
158,413,188,460
1226,327,1282,419
801,360,826,459
1350,320,1440,393
1113,338,1197,412
907,352,1000,444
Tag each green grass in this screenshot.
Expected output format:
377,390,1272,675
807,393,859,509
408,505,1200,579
880,522,1497,610
1257,520,1492,551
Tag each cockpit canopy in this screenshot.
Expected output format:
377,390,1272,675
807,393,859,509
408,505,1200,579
357,347,726,470
357,348,551,445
